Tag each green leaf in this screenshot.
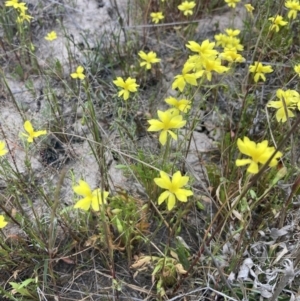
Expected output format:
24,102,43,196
152,263,162,276
196,201,205,210
114,165,128,170
10,283,30,297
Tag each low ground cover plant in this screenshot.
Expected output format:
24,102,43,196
1,0,300,300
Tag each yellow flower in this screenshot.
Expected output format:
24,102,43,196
249,62,273,82
147,109,186,145
172,63,201,92
294,64,300,76
0,215,8,229
215,31,243,51
178,1,196,16
244,4,254,13
22,121,47,143
225,29,240,37
6,0,31,22
150,12,164,24
268,15,288,32
16,11,32,23
267,89,299,122
154,171,193,211
201,58,229,81
138,51,161,69
17,2,27,11
165,97,191,113
73,180,109,211
220,48,245,63
285,0,300,19
70,66,85,80
224,0,241,8
0,141,8,156
113,77,139,101
5,0,22,8
215,33,228,47
186,39,218,59
228,38,243,51
45,31,57,41
236,137,282,174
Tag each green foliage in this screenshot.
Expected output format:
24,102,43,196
108,192,149,250
9,278,38,300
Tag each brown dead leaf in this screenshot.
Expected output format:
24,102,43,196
170,250,179,261
60,257,75,265
131,256,152,269
13,270,20,279
175,263,187,274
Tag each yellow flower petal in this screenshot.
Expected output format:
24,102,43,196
158,191,170,204
172,171,189,187
0,215,8,229
236,158,252,166
175,189,193,202
24,120,34,135
33,130,47,138
154,172,171,189
167,130,177,141
147,121,164,131
247,161,259,174
74,197,91,211
23,121,46,143
159,130,168,145
167,193,176,210
73,180,92,197
91,189,109,211
0,141,8,156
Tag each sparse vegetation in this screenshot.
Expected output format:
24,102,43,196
1,0,300,300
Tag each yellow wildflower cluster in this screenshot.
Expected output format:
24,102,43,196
234,1,300,177
135,33,244,210
150,1,196,23
267,1,300,32
5,0,32,23
171,41,216,90
215,29,245,63
88,0,300,212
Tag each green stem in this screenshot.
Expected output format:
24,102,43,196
162,135,171,170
